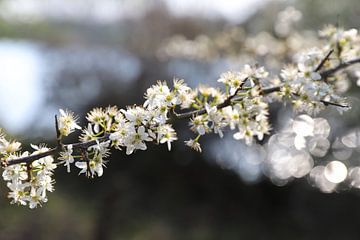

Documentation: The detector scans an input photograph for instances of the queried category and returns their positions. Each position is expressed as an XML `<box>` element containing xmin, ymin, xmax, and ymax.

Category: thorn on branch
<box><xmin>55</xmin><ymin>115</ymin><xmax>63</xmax><ymax>149</ymax></box>
<box><xmin>321</xmin><ymin>100</ymin><xmax>350</xmax><ymax>108</ymax></box>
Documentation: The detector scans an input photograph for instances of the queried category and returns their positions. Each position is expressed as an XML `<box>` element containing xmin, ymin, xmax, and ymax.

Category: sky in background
<box><xmin>0</xmin><ymin>41</ymin><xmax>44</xmax><ymax>133</ymax></box>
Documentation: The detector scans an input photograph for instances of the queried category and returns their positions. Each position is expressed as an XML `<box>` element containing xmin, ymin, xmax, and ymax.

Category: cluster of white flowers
<box><xmin>185</xmin><ymin>65</ymin><xmax>270</xmax><ymax>150</ymax></box>
<box><xmin>108</xmin><ymin>80</ymin><xmax>185</xmax><ymax>154</ymax></box>
<box><xmin>2</xmin><ymin>142</ymin><xmax>56</xmax><ymax>208</ymax></box>
<box><xmin>0</xmin><ymin>131</ymin><xmax>21</xmax><ymax>155</ymax></box>
<box><xmin>75</xmin><ymin>140</ymin><xmax>111</xmax><ymax>178</ymax></box>
<box><xmin>320</xmin><ymin>25</ymin><xmax>360</xmax><ymax>61</ymax></box>
<box><xmin>218</xmin><ymin>64</ymin><xmax>268</xmax><ymax>94</ymax></box>
<box><xmin>275</xmin><ymin>46</ymin><xmax>349</xmax><ymax>115</ymax></box>
<box><xmin>0</xmin><ymin>109</ymin><xmax>80</xmax><ymax>208</ymax></box>
<box><xmin>59</xmin><ymin>83</ymin><xmax>185</xmax><ymax>176</ymax></box>
<box><xmin>158</xmin><ymin>8</ymin><xmax>360</xmax><ymax>112</ymax></box>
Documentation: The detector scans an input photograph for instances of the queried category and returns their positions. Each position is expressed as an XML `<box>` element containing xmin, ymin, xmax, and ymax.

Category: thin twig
<box><xmin>292</xmin><ymin>92</ymin><xmax>349</xmax><ymax>109</ymax></box>
<box><xmin>173</xmin><ymin>84</ymin><xmax>280</xmax><ymax>119</ymax></box>
<box><xmin>262</xmin><ymin>85</ymin><xmax>282</xmax><ymax>94</ymax></box>
<box><xmin>320</xmin><ymin>57</ymin><xmax>360</xmax><ymax>78</ymax></box>
<box><xmin>320</xmin><ymin>100</ymin><xmax>349</xmax><ymax>108</ymax></box>
<box><xmin>5</xmin><ymin>135</ymin><xmax>110</xmax><ymax>167</ymax></box>
<box><xmin>5</xmin><ymin>148</ymin><xmax>59</xmax><ymax>166</ymax></box>
<box><xmin>315</xmin><ymin>49</ymin><xmax>334</xmax><ymax>72</ymax></box>
<box><xmin>55</xmin><ymin>115</ymin><xmax>63</xmax><ymax>148</ymax></box>
<box><xmin>173</xmin><ymin>78</ymin><xmax>248</xmax><ymax>119</ymax></box>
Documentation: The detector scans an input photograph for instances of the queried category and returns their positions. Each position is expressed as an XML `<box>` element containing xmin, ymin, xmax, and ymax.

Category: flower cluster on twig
<box><xmin>1</xmin><ymin>25</ymin><xmax>360</xmax><ymax>208</ymax></box>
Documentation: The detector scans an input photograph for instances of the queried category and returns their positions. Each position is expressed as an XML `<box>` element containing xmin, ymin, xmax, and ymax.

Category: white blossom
<box><xmin>124</xmin><ymin>126</ymin><xmax>152</xmax><ymax>155</ymax></box>
<box><xmin>156</xmin><ymin>124</ymin><xmax>177</xmax><ymax>151</ymax></box>
<box><xmin>58</xmin><ymin>145</ymin><xmax>74</xmax><ymax>173</ymax></box>
<box><xmin>58</xmin><ymin>109</ymin><xmax>81</xmax><ymax>137</ymax></box>
<box><xmin>185</xmin><ymin>139</ymin><xmax>202</xmax><ymax>152</ymax></box>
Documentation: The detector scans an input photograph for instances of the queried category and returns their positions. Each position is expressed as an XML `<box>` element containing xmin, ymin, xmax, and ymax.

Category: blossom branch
<box><xmin>4</xmin><ymin>135</ymin><xmax>110</xmax><ymax>167</ymax></box>
<box><xmin>4</xmin><ymin>147</ymin><xmax>59</xmax><ymax>167</ymax></box>
<box><xmin>321</xmin><ymin>57</ymin><xmax>360</xmax><ymax>78</ymax></box>
<box><xmin>173</xmin><ymin>78</ymin><xmax>247</xmax><ymax>119</ymax></box>
<box><xmin>2</xmin><ymin>56</ymin><xmax>359</xmax><ymax>167</ymax></box>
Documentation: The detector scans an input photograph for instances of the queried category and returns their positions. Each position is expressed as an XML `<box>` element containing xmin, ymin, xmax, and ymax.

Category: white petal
<box><xmin>94</xmin><ymin>124</ymin><xmax>100</xmax><ymax>133</ymax></box>
<box><xmin>197</xmin><ymin>126</ymin><xmax>206</xmax><ymax>135</ymax></box>
<box><xmin>138</xmin><ymin>126</ymin><xmax>145</xmax><ymax>135</ymax></box>
<box><xmin>138</xmin><ymin>143</ymin><xmax>147</xmax><ymax>151</ymax></box>
<box><xmin>59</xmin><ymin>109</ymin><xmax>66</xmax><ymax>116</ymax></box>
<box><xmin>233</xmin><ymin>132</ymin><xmax>243</xmax><ymax>140</ymax></box>
<box><xmin>126</xmin><ymin>146</ymin><xmax>134</xmax><ymax>155</ymax></box>
<box><xmin>30</xmin><ymin>144</ymin><xmax>39</xmax><ymax>150</ymax></box>
<box><xmin>96</xmin><ymin>166</ymin><xmax>103</xmax><ymax>177</ymax></box>
<box><xmin>75</xmin><ymin>161</ymin><xmax>87</xmax><ymax>169</ymax></box>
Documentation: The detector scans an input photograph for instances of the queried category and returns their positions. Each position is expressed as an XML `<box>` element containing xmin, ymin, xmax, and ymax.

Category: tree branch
<box><xmin>3</xmin><ymin>135</ymin><xmax>110</xmax><ymax>167</ymax></box>
<box><xmin>2</xmin><ymin>56</ymin><xmax>360</xmax><ymax>167</ymax></box>
<box><xmin>320</xmin><ymin>57</ymin><xmax>360</xmax><ymax>78</ymax></box>
<box><xmin>173</xmin><ymin>78</ymin><xmax>249</xmax><ymax>119</ymax></box>
<box><xmin>320</xmin><ymin>100</ymin><xmax>349</xmax><ymax>108</ymax></box>
<box><xmin>4</xmin><ymin>147</ymin><xmax>59</xmax><ymax>167</ymax></box>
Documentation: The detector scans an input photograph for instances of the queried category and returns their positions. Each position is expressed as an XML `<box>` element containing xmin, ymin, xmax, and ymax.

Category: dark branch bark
<box><xmin>173</xmin><ymin>79</ymin><xmax>248</xmax><ymax>119</ymax></box>
<box><xmin>320</xmin><ymin>100</ymin><xmax>349</xmax><ymax>108</ymax></box>
<box><xmin>5</xmin><ymin>148</ymin><xmax>59</xmax><ymax>166</ymax></box>
<box><xmin>320</xmin><ymin>57</ymin><xmax>360</xmax><ymax>78</ymax></box>
<box><xmin>3</xmin><ymin>135</ymin><xmax>110</xmax><ymax>167</ymax></box>
<box><xmin>315</xmin><ymin>49</ymin><xmax>334</xmax><ymax>72</ymax></box>
<box><xmin>173</xmin><ymin>84</ymin><xmax>280</xmax><ymax>119</ymax></box>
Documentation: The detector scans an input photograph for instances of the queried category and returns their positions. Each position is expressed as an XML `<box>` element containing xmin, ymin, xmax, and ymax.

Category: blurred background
<box><xmin>1</xmin><ymin>0</ymin><xmax>360</xmax><ymax>239</ymax></box>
